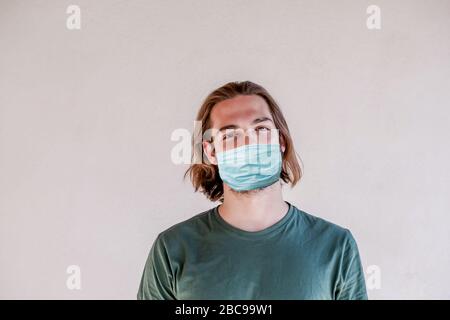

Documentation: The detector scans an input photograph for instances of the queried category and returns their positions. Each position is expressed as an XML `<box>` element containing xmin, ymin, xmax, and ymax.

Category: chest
<box><xmin>173</xmin><ymin>239</ymin><xmax>340</xmax><ymax>299</ymax></box>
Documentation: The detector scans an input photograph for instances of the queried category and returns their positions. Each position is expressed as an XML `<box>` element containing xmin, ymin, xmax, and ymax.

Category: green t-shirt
<box><xmin>137</xmin><ymin>201</ymin><xmax>368</xmax><ymax>300</ymax></box>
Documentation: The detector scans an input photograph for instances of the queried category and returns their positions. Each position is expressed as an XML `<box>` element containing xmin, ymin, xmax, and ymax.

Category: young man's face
<box><xmin>202</xmin><ymin>94</ymin><xmax>285</xmax><ymax>166</ymax></box>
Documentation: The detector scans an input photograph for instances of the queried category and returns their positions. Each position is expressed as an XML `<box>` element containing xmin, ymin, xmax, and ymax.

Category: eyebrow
<box><xmin>218</xmin><ymin>117</ymin><xmax>273</xmax><ymax>132</ymax></box>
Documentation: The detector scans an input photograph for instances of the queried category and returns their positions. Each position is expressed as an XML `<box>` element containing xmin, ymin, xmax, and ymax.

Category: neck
<box><xmin>218</xmin><ymin>181</ymin><xmax>289</xmax><ymax>232</ymax></box>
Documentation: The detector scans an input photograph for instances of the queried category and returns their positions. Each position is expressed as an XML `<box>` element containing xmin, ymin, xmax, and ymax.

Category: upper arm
<box><xmin>137</xmin><ymin>234</ymin><xmax>176</xmax><ymax>300</ymax></box>
<box><xmin>335</xmin><ymin>229</ymin><xmax>368</xmax><ymax>300</ymax></box>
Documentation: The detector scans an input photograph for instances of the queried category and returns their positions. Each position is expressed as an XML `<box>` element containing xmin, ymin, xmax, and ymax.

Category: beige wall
<box><xmin>1</xmin><ymin>0</ymin><xmax>449</xmax><ymax>299</ymax></box>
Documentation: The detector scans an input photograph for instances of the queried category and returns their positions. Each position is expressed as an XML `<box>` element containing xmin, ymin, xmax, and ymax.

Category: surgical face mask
<box><xmin>216</xmin><ymin>143</ymin><xmax>282</xmax><ymax>191</ymax></box>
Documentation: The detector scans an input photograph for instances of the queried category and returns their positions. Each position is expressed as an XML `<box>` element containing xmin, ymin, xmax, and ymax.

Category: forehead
<box><xmin>210</xmin><ymin>95</ymin><xmax>272</xmax><ymax>128</ymax></box>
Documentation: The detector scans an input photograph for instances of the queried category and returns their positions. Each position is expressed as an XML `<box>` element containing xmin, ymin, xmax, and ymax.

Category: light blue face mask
<box><xmin>216</xmin><ymin>143</ymin><xmax>282</xmax><ymax>191</ymax></box>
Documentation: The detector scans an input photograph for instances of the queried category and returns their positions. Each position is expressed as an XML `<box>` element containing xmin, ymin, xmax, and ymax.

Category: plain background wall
<box><xmin>1</xmin><ymin>0</ymin><xmax>449</xmax><ymax>299</ymax></box>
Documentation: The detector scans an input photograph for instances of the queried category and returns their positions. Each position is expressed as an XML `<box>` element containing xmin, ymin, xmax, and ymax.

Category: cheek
<box><xmin>211</xmin><ymin>141</ymin><xmax>223</xmax><ymax>154</ymax></box>
<box><xmin>214</xmin><ymin>140</ymin><xmax>236</xmax><ymax>153</ymax></box>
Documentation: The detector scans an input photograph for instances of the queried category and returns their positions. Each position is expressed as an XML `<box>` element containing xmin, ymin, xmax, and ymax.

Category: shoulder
<box><xmin>294</xmin><ymin>206</ymin><xmax>356</xmax><ymax>245</ymax></box>
<box><xmin>155</xmin><ymin>206</ymin><xmax>215</xmax><ymax>245</ymax></box>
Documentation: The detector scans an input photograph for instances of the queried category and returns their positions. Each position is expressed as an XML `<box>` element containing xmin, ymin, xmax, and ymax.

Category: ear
<box><xmin>202</xmin><ymin>140</ymin><xmax>218</xmax><ymax>165</ymax></box>
<box><xmin>280</xmin><ymin>135</ymin><xmax>286</xmax><ymax>153</ymax></box>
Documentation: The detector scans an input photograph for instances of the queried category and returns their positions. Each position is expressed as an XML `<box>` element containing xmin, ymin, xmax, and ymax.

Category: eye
<box><xmin>222</xmin><ymin>131</ymin><xmax>235</xmax><ymax>141</ymax></box>
<box><xmin>256</xmin><ymin>126</ymin><xmax>270</xmax><ymax>132</ymax></box>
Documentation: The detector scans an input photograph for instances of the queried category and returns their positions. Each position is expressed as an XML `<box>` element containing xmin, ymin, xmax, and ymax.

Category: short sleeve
<box><xmin>137</xmin><ymin>234</ymin><xmax>176</xmax><ymax>300</ymax></box>
<box><xmin>335</xmin><ymin>230</ymin><xmax>368</xmax><ymax>300</ymax></box>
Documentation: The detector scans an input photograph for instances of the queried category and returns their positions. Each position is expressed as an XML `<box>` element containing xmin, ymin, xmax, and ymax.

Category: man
<box><xmin>137</xmin><ymin>81</ymin><xmax>368</xmax><ymax>300</ymax></box>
